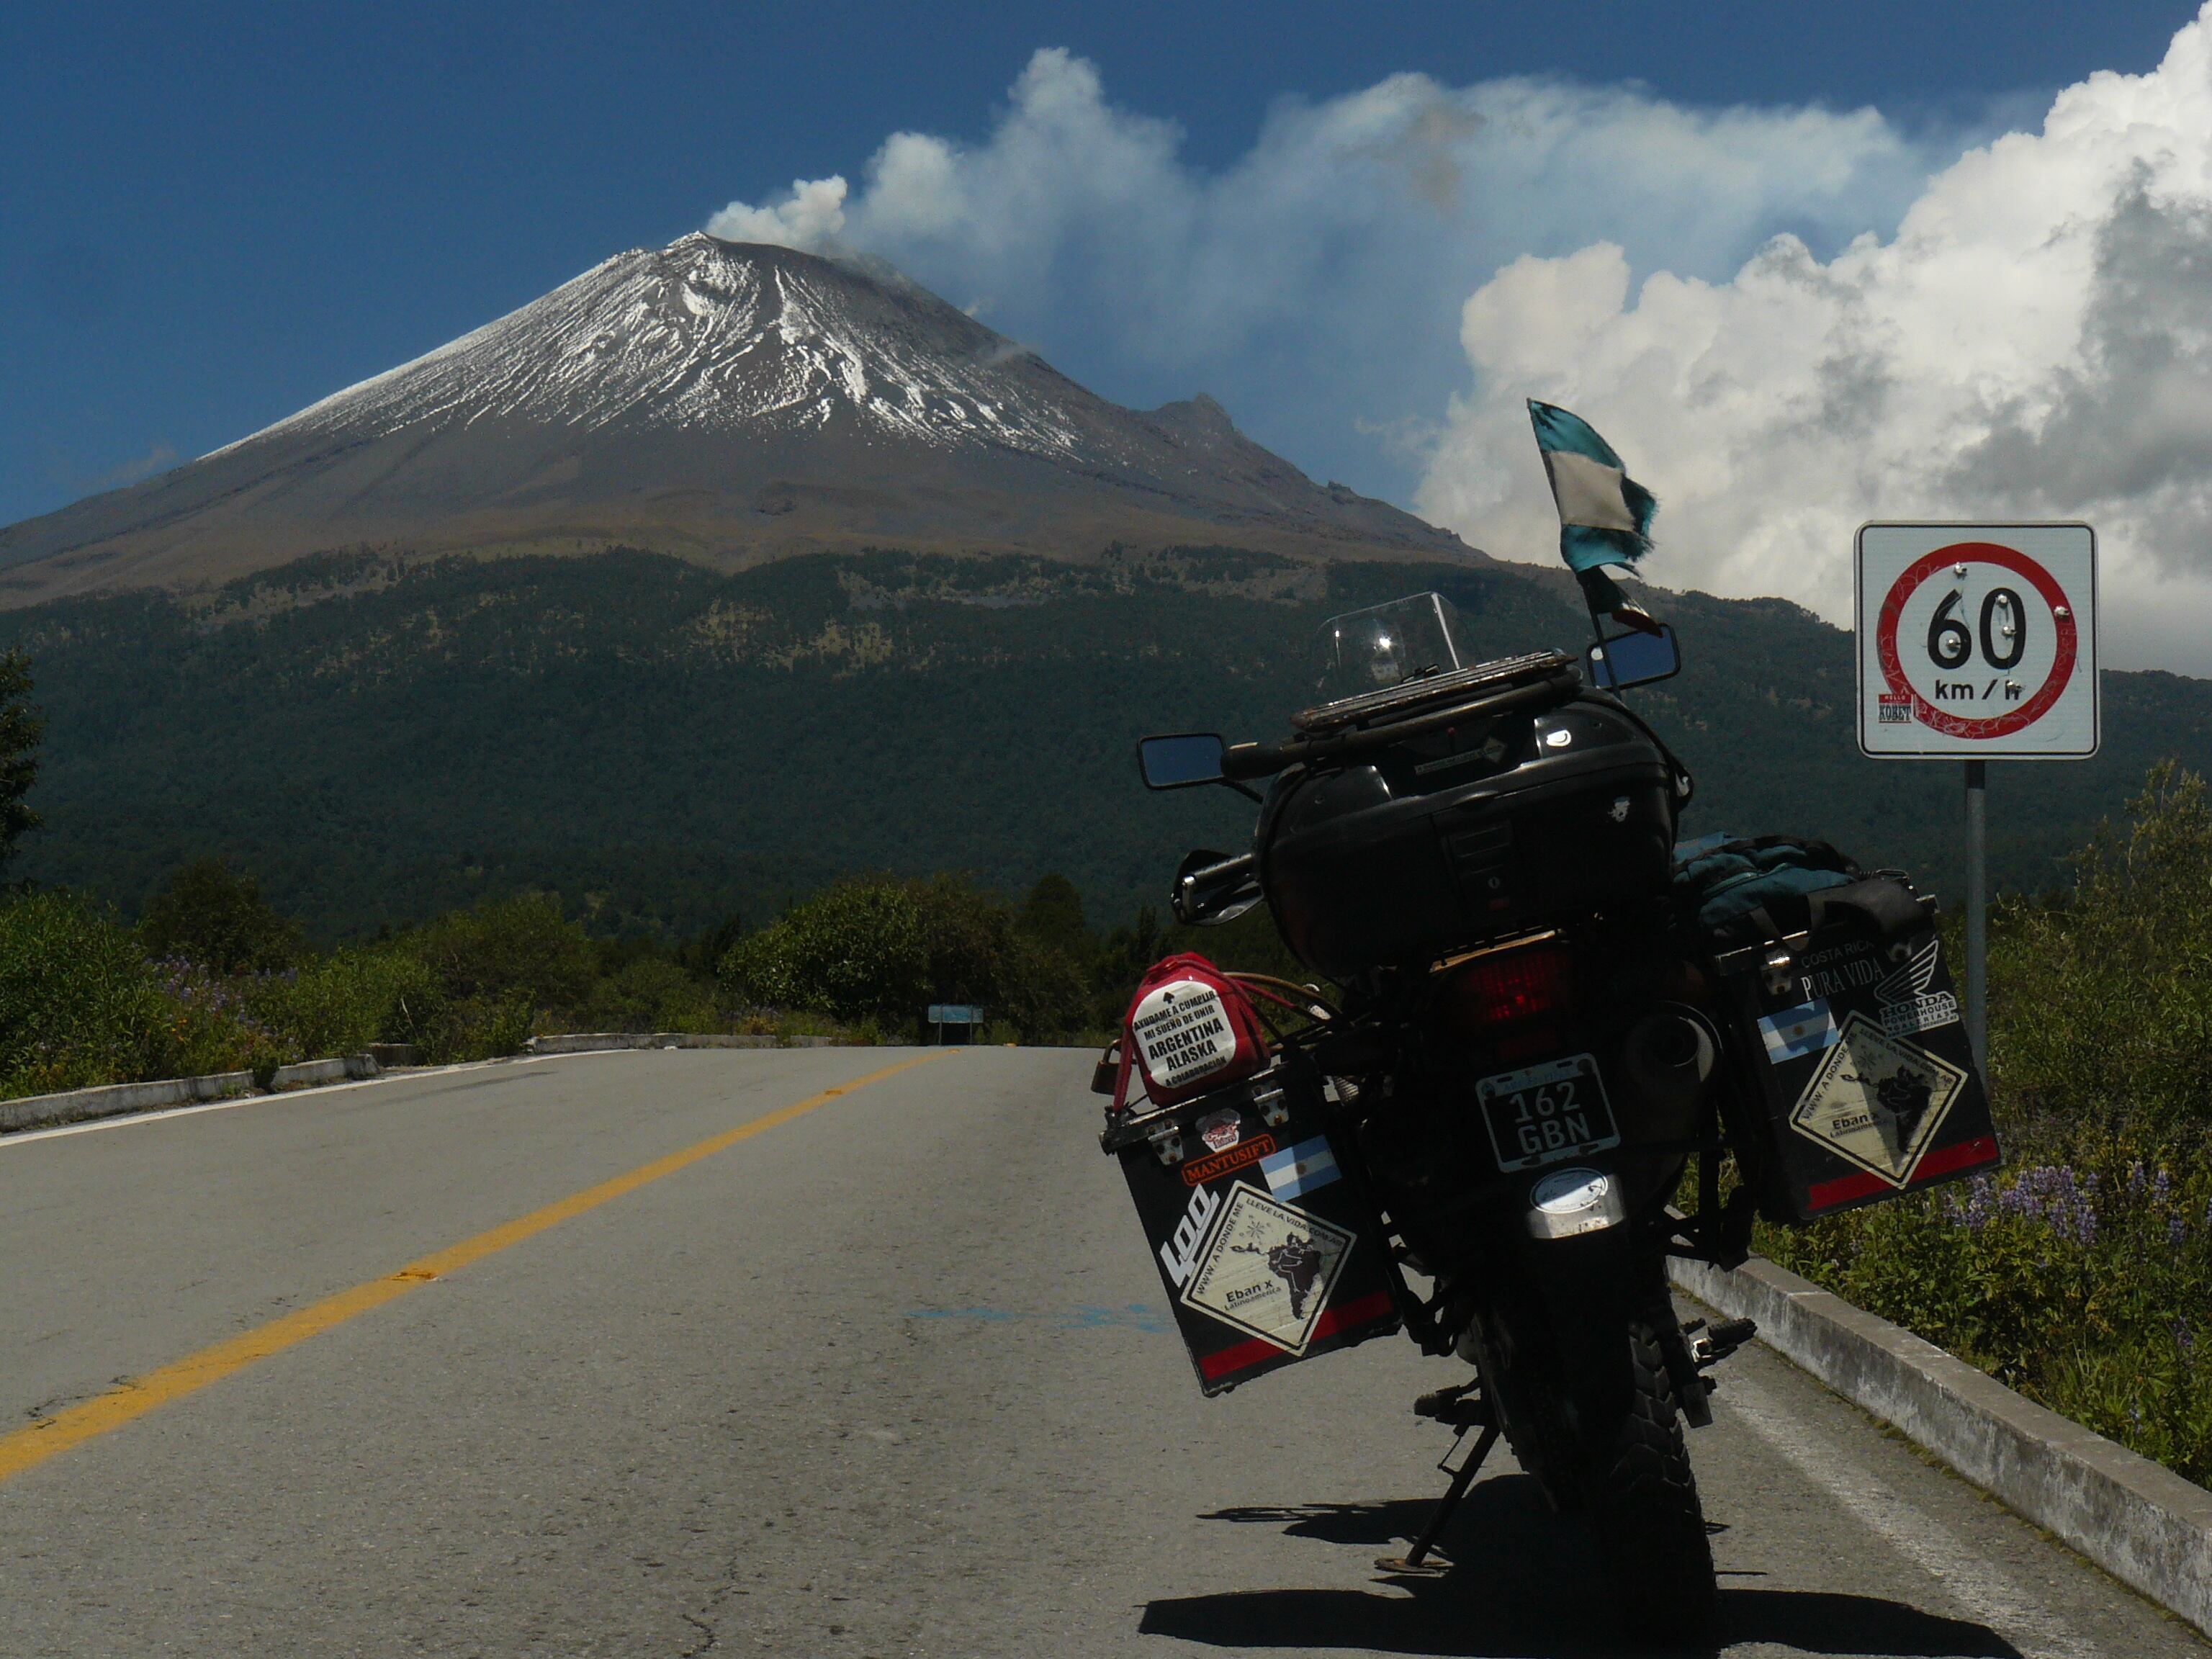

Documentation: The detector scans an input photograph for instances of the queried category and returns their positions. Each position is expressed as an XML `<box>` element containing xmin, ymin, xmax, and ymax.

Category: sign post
<box><xmin>1856</xmin><ymin>523</ymin><xmax>2099</xmax><ymax>1069</ymax></box>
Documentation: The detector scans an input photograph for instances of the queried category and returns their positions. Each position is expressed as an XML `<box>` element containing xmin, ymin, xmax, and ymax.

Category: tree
<box><xmin>0</xmin><ymin>650</ymin><xmax>41</xmax><ymax>873</ymax></box>
<box><xmin>720</xmin><ymin>880</ymin><xmax>927</xmax><ymax>1022</ymax></box>
<box><xmin>1017</xmin><ymin>873</ymin><xmax>1090</xmax><ymax>958</ymax></box>
<box><xmin>139</xmin><ymin>858</ymin><xmax>305</xmax><ymax>974</ymax></box>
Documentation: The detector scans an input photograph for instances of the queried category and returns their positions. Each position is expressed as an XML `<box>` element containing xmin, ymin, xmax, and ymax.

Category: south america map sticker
<box><xmin>1856</xmin><ymin>523</ymin><xmax>2098</xmax><ymax>759</ymax></box>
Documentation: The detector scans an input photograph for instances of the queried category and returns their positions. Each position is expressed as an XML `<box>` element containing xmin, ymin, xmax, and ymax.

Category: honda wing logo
<box><xmin>1872</xmin><ymin>938</ymin><xmax>1959</xmax><ymax>1038</ymax></box>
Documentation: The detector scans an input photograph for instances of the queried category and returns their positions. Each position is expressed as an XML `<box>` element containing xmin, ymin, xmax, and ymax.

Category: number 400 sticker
<box><xmin>1856</xmin><ymin>523</ymin><xmax>2098</xmax><ymax>760</ymax></box>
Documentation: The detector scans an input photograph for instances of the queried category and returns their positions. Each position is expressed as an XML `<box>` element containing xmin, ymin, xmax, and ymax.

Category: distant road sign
<box><xmin>1856</xmin><ymin>523</ymin><xmax>2098</xmax><ymax>759</ymax></box>
<box><xmin>927</xmin><ymin>1005</ymin><xmax>984</xmax><ymax>1025</ymax></box>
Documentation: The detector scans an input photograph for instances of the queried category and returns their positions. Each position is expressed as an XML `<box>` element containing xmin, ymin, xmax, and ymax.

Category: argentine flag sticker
<box><xmin>1261</xmin><ymin>1136</ymin><xmax>1341</xmax><ymax>1202</ymax></box>
<box><xmin>1758</xmin><ymin>999</ymin><xmax>1840</xmax><ymax>1064</ymax></box>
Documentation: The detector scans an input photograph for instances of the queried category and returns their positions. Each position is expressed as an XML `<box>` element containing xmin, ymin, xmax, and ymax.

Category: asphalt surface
<box><xmin>0</xmin><ymin>1046</ymin><xmax>2200</xmax><ymax>1658</ymax></box>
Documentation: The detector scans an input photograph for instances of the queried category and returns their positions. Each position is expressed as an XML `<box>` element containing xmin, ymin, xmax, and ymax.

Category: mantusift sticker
<box><xmin>1179</xmin><ymin>1184</ymin><xmax>1354</xmax><ymax>1355</ymax></box>
<box><xmin>1758</xmin><ymin>998</ymin><xmax>1840</xmax><ymax>1064</ymax></box>
<box><xmin>1131</xmin><ymin>979</ymin><xmax>1238</xmax><ymax>1089</ymax></box>
<box><xmin>1789</xmin><ymin>1012</ymin><xmax>1969</xmax><ymax>1187</ymax></box>
<box><xmin>1260</xmin><ymin>1136</ymin><xmax>1340</xmax><ymax>1202</ymax></box>
<box><xmin>1873</xmin><ymin>938</ymin><xmax>1961</xmax><ymax>1037</ymax></box>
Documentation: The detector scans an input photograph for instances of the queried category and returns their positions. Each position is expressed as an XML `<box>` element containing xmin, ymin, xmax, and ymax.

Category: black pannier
<box><xmin>1678</xmin><ymin>837</ymin><xmax>2002</xmax><ymax>1224</ymax></box>
<box><xmin>1099</xmin><ymin>1056</ymin><xmax>1401</xmax><ymax>1395</ymax></box>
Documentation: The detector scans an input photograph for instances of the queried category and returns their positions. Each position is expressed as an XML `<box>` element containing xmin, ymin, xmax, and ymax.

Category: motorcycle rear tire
<box><xmin>1590</xmin><ymin>1317</ymin><xmax>1717</xmax><ymax>1640</ymax></box>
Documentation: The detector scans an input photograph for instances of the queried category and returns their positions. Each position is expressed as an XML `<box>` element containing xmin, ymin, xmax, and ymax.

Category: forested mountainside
<box><xmin>6</xmin><ymin>545</ymin><xmax>2207</xmax><ymax>940</ymax></box>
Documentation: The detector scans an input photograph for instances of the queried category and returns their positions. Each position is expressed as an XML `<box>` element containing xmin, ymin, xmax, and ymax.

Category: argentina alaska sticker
<box><xmin>1789</xmin><ymin>1012</ymin><xmax>1968</xmax><ymax>1186</ymax></box>
<box><xmin>1130</xmin><ymin>978</ymin><xmax>1238</xmax><ymax>1089</ymax></box>
<box><xmin>1179</xmin><ymin>1184</ymin><xmax>1354</xmax><ymax>1355</ymax></box>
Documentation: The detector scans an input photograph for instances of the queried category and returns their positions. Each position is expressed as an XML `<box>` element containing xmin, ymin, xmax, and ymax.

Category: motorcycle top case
<box><xmin>1699</xmin><ymin>863</ymin><xmax>2001</xmax><ymax>1223</ymax></box>
<box><xmin>1259</xmin><ymin>693</ymin><xmax>1679</xmax><ymax>980</ymax></box>
<box><xmin>1100</xmin><ymin>1058</ymin><xmax>1400</xmax><ymax>1395</ymax></box>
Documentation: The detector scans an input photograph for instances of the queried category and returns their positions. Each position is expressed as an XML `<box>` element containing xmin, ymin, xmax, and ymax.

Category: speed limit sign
<box><xmin>1856</xmin><ymin>523</ymin><xmax>2098</xmax><ymax>758</ymax></box>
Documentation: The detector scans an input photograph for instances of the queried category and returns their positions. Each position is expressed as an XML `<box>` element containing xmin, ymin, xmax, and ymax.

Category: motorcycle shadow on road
<box><xmin>1138</xmin><ymin>1473</ymin><xmax>2022</xmax><ymax>1658</ymax></box>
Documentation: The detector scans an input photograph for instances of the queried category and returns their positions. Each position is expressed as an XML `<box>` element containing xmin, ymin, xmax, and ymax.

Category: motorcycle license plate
<box><xmin>1475</xmin><ymin>1054</ymin><xmax>1622</xmax><ymax>1172</ymax></box>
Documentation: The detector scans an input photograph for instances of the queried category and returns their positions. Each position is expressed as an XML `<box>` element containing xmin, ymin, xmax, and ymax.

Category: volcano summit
<box><xmin>0</xmin><ymin>233</ymin><xmax>1475</xmax><ymax>604</ymax></box>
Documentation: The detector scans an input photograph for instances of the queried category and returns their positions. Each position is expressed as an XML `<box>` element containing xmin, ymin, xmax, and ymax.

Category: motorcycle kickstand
<box><xmin>1375</xmin><ymin>1423</ymin><xmax>1501</xmax><ymax>1576</ymax></box>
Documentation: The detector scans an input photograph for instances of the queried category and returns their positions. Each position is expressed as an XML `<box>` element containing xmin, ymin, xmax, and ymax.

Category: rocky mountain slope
<box><xmin>0</xmin><ymin>235</ymin><xmax>1471</xmax><ymax>606</ymax></box>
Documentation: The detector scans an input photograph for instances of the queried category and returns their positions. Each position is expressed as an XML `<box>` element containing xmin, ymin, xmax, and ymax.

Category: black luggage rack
<box><xmin>1292</xmin><ymin>649</ymin><xmax>1575</xmax><ymax>734</ymax></box>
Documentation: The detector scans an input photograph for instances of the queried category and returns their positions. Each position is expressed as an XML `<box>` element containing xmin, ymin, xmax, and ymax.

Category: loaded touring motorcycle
<box><xmin>1099</xmin><ymin>591</ymin><xmax>1999</xmax><ymax>1640</ymax></box>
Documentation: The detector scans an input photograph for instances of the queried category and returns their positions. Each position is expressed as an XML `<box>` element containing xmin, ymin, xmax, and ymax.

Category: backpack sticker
<box><xmin>1132</xmin><ymin>979</ymin><xmax>1239</xmax><ymax>1089</ymax></box>
<box><xmin>1788</xmin><ymin>1012</ymin><xmax>1968</xmax><ymax>1187</ymax></box>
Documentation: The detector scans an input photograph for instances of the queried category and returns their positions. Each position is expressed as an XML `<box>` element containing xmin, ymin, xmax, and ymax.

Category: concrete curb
<box><xmin>0</xmin><ymin>1054</ymin><xmax>382</xmax><ymax>1136</ymax></box>
<box><xmin>525</xmin><ymin>1033</ymin><xmax>850</xmax><ymax>1054</ymax></box>
<box><xmin>1672</xmin><ymin>1254</ymin><xmax>2212</xmax><ymax>1638</ymax></box>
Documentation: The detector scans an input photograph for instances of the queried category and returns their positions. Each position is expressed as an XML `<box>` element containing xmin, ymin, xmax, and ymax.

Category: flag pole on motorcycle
<box><xmin>1527</xmin><ymin>399</ymin><xmax>1665</xmax><ymax>654</ymax></box>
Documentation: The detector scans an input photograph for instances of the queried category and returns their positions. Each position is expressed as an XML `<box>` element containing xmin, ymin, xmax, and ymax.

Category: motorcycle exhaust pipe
<box><xmin>1619</xmin><ymin>1006</ymin><xmax>1717</xmax><ymax>1141</ymax></box>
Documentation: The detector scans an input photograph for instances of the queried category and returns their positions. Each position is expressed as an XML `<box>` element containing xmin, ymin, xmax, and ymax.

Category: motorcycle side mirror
<box><xmin>1138</xmin><ymin>732</ymin><xmax>1228</xmax><ymax>790</ymax></box>
<box><xmin>1586</xmin><ymin>624</ymin><xmax>1681</xmax><ymax>691</ymax></box>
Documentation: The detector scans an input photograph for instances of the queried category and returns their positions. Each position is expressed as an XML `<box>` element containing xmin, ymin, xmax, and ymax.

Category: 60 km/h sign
<box><xmin>1856</xmin><ymin>523</ymin><xmax>2098</xmax><ymax>758</ymax></box>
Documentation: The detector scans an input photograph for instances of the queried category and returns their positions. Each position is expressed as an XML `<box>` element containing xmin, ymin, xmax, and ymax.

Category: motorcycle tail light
<box><xmin>1450</xmin><ymin>943</ymin><xmax>1575</xmax><ymax>1030</ymax></box>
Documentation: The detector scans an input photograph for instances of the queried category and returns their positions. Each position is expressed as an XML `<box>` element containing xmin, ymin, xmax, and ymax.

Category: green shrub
<box><xmin>721</xmin><ymin>879</ymin><xmax>926</xmax><ymax>1022</ymax></box>
<box><xmin>250</xmin><ymin>947</ymin><xmax>444</xmax><ymax>1058</ymax></box>
<box><xmin>0</xmin><ymin>891</ymin><xmax>172</xmax><ymax>1094</ymax></box>
<box><xmin>400</xmin><ymin>892</ymin><xmax>595</xmax><ymax>1060</ymax></box>
<box><xmin>138</xmin><ymin>858</ymin><xmax>305</xmax><ymax>974</ymax></box>
<box><xmin>575</xmin><ymin>956</ymin><xmax>719</xmax><ymax>1033</ymax></box>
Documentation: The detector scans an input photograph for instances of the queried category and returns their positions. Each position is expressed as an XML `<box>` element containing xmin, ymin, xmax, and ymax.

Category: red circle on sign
<box><xmin>1874</xmin><ymin>542</ymin><xmax>2077</xmax><ymax>740</ymax></box>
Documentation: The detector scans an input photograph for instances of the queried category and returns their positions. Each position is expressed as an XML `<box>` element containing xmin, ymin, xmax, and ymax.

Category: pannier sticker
<box><xmin>1874</xmin><ymin>937</ymin><xmax>1961</xmax><ymax>1037</ymax></box>
<box><xmin>1156</xmin><ymin>1181</ymin><xmax>1223</xmax><ymax>1289</ymax></box>
<box><xmin>1195</xmin><ymin>1108</ymin><xmax>1243</xmax><ymax>1153</ymax></box>
<box><xmin>1132</xmin><ymin>979</ymin><xmax>1240</xmax><ymax>1089</ymax></box>
<box><xmin>1179</xmin><ymin>1184</ymin><xmax>1354</xmax><ymax>1356</ymax></box>
<box><xmin>1789</xmin><ymin>1012</ymin><xmax>1968</xmax><ymax>1187</ymax></box>
<box><xmin>1180</xmin><ymin>1134</ymin><xmax>1276</xmax><ymax>1188</ymax></box>
<box><xmin>1758</xmin><ymin>998</ymin><xmax>1840</xmax><ymax>1064</ymax></box>
<box><xmin>1794</xmin><ymin>938</ymin><xmax>1885</xmax><ymax>1002</ymax></box>
<box><xmin>1260</xmin><ymin>1136</ymin><xmax>1341</xmax><ymax>1201</ymax></box>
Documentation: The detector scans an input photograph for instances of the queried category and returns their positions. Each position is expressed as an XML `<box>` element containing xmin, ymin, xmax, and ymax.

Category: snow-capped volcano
<box><xmin>232</xmin><ymin>235</ymin><xmax>1097</xmax><ymax>459</ymax></box>
<box><xmin>0</xmin><ymin>234</ymin><xmax>1475</xmax><ymax>603</ymax></box>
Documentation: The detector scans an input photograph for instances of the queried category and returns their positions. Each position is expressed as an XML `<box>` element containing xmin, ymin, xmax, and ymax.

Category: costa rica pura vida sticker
<box><xmin>1856</xmin><ymin>523</ymin><xmax>2098</xmax><ymax>758</ymax></box>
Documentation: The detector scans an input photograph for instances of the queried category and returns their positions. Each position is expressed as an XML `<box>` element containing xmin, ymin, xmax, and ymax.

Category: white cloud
<box><xmin>1419</xmin><ymin>6</ymin><xmax>2212</xmax><ymax>669</ymax></box>
<box><xmin>702</xmin><ymin>48</ymin><xmax>1949</xmax><ymax>518</ymax></box>
<box><xmin>702</xmin><ymin>28</ymin><xmax>2212</xmax><ymax>667</ymax></box>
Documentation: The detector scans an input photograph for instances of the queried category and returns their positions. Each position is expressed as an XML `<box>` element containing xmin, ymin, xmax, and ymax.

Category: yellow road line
<box><xmin>0</xmin><ymin>1049</ymin><xmax>948</xmax><ymax>1487</ymax></box>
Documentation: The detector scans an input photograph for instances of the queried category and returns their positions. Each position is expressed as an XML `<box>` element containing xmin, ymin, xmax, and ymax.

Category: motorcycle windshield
<box><xmin>1313</xmin><ymin>593</ymin><xmax>1464</xmax><ymax>704</ymax></box>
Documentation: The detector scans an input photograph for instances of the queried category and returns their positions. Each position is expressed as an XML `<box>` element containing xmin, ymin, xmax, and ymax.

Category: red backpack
<box><xmin>1111</xmin><ymin>953</ymin><xmax>1272</xmax><ymax>1111</ymax></box>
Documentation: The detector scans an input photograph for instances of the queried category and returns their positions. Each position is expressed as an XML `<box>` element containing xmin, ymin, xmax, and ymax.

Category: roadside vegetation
<box><xmin>1750</xmin><ymin>763</ymin><xmax>2212</xmax><ymax>1485</ymax></box>
<box><xmin>0</xmin><ymin>850</ymin><xmax>1212</xmax><ymax>1101</ymax></box>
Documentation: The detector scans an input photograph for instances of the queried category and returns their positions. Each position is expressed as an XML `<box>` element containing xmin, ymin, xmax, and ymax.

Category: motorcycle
<box><xmin>1122</xmin><ymin>590</ymin><xmax>1756</xmax><ymax>1639</ymax></box>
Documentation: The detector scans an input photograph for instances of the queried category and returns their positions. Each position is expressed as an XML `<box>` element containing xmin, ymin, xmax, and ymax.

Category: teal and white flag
<box><xmin>1527</xmin><ymin>398</ymin><xmax>1659</xmax><ymax>629</ymax></box>
<box><xmin>1527</xmin><ymin>399</ymin><xmax>1656</xmax><ymax>572</ymax></box>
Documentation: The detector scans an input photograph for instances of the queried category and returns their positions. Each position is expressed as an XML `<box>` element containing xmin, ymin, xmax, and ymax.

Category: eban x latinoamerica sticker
<box><xmin>1179</xmin><ymin>1184</ymin><xmax>1354</xmax><ymax>1356</ymax></box>
<box><xmin>1789</xmin><ymin>1012</ymin><xmax>1968</xmax><ymax>1187</ymax></box>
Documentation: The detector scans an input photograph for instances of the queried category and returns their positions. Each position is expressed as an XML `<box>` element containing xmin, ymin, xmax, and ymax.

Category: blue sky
<box><xmin>6</xmin><ymin>2</ymin><xmax>2211</xmax><ymax>662</ymax></box>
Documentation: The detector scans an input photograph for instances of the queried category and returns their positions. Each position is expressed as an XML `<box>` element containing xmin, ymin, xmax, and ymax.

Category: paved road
<box><xmin>0</xmin><ymin>1047</ymin><xmax>2200</xmax><ymax>1658</ymax></box>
